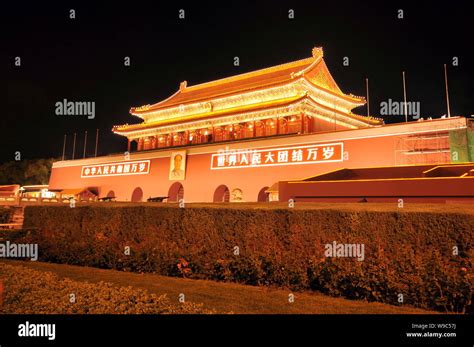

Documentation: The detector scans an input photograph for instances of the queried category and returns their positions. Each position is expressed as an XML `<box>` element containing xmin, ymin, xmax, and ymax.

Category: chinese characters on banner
<box><xmin>211</xmin><ymin>143</ymin><xmax>343</xmax><ymax>169</ymax></box>
<box><xmin>81</xmin><ymin>160</ymin><xmax>150</xmax><ymax>178</ymax></box>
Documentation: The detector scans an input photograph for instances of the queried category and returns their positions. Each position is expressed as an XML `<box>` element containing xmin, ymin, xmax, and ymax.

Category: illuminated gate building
<box><xmin>49</xmin><ymin>47</ymin><xmax>474</xmax><ymax>202</ymax></box>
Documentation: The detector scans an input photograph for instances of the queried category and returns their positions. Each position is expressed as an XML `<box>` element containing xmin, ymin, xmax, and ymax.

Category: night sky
<box><xmin>2</xmin><ymin>1</ymin><xmax>473</xmax><ymax>163</ymax></box>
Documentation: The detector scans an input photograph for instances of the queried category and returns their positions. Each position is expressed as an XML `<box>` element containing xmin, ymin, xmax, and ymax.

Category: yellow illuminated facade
<box><xmin>113</xmin><ymin>47</ymin><xmax>383</xmax><ymax>151</ymax></box>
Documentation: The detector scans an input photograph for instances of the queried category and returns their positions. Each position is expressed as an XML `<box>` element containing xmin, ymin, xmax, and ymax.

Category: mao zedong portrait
<box><xmin>170</xmin><ymin>153</ymin><xmax>185</xmax><ymax>180</ymax></box>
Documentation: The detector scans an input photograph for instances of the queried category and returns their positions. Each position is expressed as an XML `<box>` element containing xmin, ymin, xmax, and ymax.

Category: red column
<box><xmin>127</xmin><ymin>139</ymin><xmax>131</xmax><ymax>152</ymax></box>
<box><xmin>301</xmin><ymin>113</ymin><xmax>305</xmax><ymax>133</ymax></box>
<box><xmin>195</xmin><ymin>130</ymin><xmax>201</xmax><ymax>144</ymax></box>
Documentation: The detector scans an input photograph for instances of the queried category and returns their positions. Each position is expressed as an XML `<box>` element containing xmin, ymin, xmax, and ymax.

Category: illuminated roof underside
<box><xmin>113</xmin><ymin>47</ymin><xmax>383</xmax><ymax>139</ymax></box>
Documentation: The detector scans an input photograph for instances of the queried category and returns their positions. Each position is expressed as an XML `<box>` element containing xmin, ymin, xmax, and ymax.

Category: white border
<box><xmin>210</xmin><ymin>142</ymin><xmax>344</xmax><ymax>170</ymax></box>
<box><xmin>80</xmin><ymin>160</ymin><xmax>151</xmax><ymax>178</ymax></box>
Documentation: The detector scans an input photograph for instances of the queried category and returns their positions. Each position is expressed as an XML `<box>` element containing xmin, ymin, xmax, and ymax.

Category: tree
<box><xmin>0</xmin><ymin>158</ymin><xmax>56</xmax><ymax>185</ymax></box>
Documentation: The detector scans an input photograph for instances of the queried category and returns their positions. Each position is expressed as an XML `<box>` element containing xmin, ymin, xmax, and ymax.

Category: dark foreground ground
<box><xmin>0</xmin><ymin>260</ymin><xmax>437</xmax><ymax>314</ymax></box>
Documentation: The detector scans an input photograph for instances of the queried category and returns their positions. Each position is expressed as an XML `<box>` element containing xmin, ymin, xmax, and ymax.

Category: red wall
<box><xmin>278</xmin><ymin>177</ymin><xmax>474</xmax><ymax>203</ymax></box>
<box><xmin>48</xmin><ymin>118</ymin><xmax>465</xmax><ymax>202</ymax></box>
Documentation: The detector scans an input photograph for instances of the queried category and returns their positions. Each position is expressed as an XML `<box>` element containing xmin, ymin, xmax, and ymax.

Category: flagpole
<box><xmin>365</xmin><ymin>78</ymin><xmax>370</xmax><ymax>116</ymax></box>
<box><xmin>444</xmin><ymin>64</ymin><xmax>451</xmax><ymax>118</ymax></box>
<box><xmin>83</xmin><ymin>130</ymin><xmax>88</xmax><ymax>158</ymax></box>
<box><xmin>94</xmin><ymin>129</ymin><xmax>99</xmax><ymax>157</ymax></box>
<box><xmin>72</xmin><ymin>132</ymin><xmax>77</xmax><ymax>160</ymax></box>
<box><xmin>62</xmin><ymin>134</ymin><xmax>67</xmax><ymax>161</ymax></box>
<box><xmin>402</xmin><ymin>71</ymin><xmax>408</xmax><ymax>122</ymax></box>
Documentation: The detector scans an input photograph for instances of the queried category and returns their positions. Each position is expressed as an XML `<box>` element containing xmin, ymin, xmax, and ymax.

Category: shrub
<box><xmin>19</xmin><ymin>204</ymin><xmax>473</xmax><ymax>313</ymax></box>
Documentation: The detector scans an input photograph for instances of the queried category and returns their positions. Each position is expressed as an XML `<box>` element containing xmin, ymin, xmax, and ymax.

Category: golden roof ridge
<box><xmin>115</xmin><ymin>94</ymin><xmax>308</xmax><ymax>134</ymax></box>
<box><xmin>182</xmin><ymin>56</ymin><xmax>316</xmax><ymax>93</ymax></box>
<box><xmin>130</xmin><ymin>49</ymin><xmax>322</xmax><ymax>114</ymax></box>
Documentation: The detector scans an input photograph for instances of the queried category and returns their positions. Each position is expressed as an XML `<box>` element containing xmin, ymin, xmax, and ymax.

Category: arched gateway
<box><xmin>213</xmin><ymin>185</ymin><xmax>230</xmax><ymax>202</ymax></box>
<box><xmin>168</xmin><ymin>182</ymin><xmax>184</xmax><ymax>202</ymax></box>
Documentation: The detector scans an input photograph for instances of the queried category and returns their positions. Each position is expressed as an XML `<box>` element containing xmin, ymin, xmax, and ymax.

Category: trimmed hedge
<box><xmin>20</xmin><ymin>204</ymin><xmax>473</xmax><ymax>313</ymax></box>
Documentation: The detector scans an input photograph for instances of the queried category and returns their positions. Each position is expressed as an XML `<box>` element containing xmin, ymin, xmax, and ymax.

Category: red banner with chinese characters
<box><xmin>81</xmin><ymin>160</ymin><xmax>150</xmax><ymax>178</ymax></box>
<box><xmin>211</xmin><ymin>142</ymin><xmax>343</xmax><ymax>169</ymax></box>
